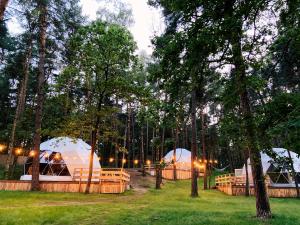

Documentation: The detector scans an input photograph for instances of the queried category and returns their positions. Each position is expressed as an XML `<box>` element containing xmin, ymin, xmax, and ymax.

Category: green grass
<box><xmin>0</xmin><ymin>180</ymin><xmax>299</xmax><ymax>225</ymax></box>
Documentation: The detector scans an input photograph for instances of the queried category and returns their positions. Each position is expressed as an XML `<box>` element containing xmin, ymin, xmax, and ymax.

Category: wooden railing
<box><xmin>73</xmin><ymin>168</ymin><xmax>130</xmax><ymax>183</ymax></box>
<box><xmin>215</xmin><ymin>173</ymin><xmax>247</xmax><ymax>186</ymax></box>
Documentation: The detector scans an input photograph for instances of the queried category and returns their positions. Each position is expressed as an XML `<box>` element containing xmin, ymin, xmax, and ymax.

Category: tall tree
<box><xmin>31</xmin><ymin>0</ymin><xmax>47</xmax><ymax>191</ymax></box>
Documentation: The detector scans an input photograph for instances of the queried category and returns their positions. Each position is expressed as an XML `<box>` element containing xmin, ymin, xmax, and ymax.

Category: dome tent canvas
<box><xmin>164</xmin><ymin>148</ymin><xmax>191</xmax><ymax>170</ymax></box>
<box><xmin>241</xmin><ymin>148</ymin><xmax>300</xmax><ymax>185</ymax></box>
<box><xmin>21</xmin><ymin>137</ymin><xmax>101</xmax><ymax>181</ymax></box>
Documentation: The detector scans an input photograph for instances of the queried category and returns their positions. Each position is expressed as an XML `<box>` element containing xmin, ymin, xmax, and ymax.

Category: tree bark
<box><xmin>31</xmin><ymin>1</ymin><xmax>47</xmax><ymax>191</ymax></box>
<box><xmin>191</xmin><ymin>89</ymin><xmax>198</xmax><ymax>197</ymax></box>
<box><xmin>244</xmin><ymin>148</ymin><xmax>250</xmax><ymax>197</ymax></box>
<box><xmin>141</xmin><ymin>125</ymin><xmax>145</xmax><ymax>176</ymax></box>
<box><xmin>201</xmin><ymin>110</ymin><xmax>208</xmax><ymax>190</ymax></box>
<box><xmin>85</xmin><ymin>129</ymin><xmax>97</xmax><ymax>194</ymax></box>
<box><xmin>231</xmin><ymin>19</ymin><xmax>271</xmax><ymax>218</ymax></box>
<box><xmin>126</xmin><ymin>104</ymin><xmax>131</xmax><ymax>168</ymax></box>
<box><xmin>173</xmin><ymin>127</ymin><xmax>178</xmax><ymax>180</ymax></box>
<box><xmin>5</xmin><ymin>27</ymin><xmax>33</xmax><ymax>179</ymax></box>
<box><xmin>0</xmin><ymin>0</ymin><xmax>9</xmax><ymax>21</ymax></box>
<box><xmin>287</xmin><ymin>149</ymin><xmax>299</xmax><ymax>198</ymax></box>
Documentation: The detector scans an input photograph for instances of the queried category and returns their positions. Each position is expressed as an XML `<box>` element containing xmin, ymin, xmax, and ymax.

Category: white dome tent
<box><xmin>21</xmin><ymin>137</ymin><xmax>101</xmax><ymax>181</ymax></box>
<box><xmin>240</xmin><ymin>148</ymin><xmax>300</xmax><ymax>186</ymax></box>
<box><xmin>164</xmin><ymin>148</ymin><xmax>191</xmax><ymax>170</ymax></box>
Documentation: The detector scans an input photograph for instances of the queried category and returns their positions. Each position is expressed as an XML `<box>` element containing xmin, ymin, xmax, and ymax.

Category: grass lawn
<box><xmin>0</xmin><ymin>179</ymin><xmax>299</xmax><ymax>225</ymax></box>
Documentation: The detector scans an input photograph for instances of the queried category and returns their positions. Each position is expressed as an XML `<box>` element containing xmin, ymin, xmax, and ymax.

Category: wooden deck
<box><xmin>215</xmin><ymin>173</ymin><xmax>299</xmax><ymax>198</ymax></box>
<box><xmin>0</xmin><ymin>168</ymin><xmax>130</xmax><ymax>194</ymax></box>
<box><xmin>145</xmin><ymin>165</ymin><xmax>192</xmax><ymax>180</ymax></box>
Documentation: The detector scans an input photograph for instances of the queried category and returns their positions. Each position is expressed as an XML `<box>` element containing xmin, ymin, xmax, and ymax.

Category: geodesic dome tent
<box><xmin>164</xmin><ymin>148</ymin><xmax>191</xmax><ymax>170</ymax></box>
<box><xmin>241</xmin><ymin>148</ymin><xmax>300</xmax><ymax>186</ymax></box>
<box><xmin>21</xmin><ymin>137</ymin><xmax>101</xmax><ymax>181</ymax></box>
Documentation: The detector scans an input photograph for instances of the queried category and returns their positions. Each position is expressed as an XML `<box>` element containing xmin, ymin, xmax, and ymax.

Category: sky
<box><xmin>7</xmin><ymin>0</ymin><xmax>164</xmax><ymax>55</ymax></box>
<box><xmin>80</xmin><ymin>0</ymin><xmax>164</xmax><ymax>54</ymax></box>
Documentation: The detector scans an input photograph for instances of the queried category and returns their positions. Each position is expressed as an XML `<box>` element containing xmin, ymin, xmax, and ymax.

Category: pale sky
<box><xmin>80</xmin><ymin>0</ymin><xmax>165</xmax><ymax>54</ymax></box>
<box><xmin>7</xmin><ymin>0</ymin><xmax>164</xmax><ymax>55</ymax></box>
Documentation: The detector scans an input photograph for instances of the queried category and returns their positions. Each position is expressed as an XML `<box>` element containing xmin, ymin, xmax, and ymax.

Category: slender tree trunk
<box><xmin>0</xmin><ymin>0</ymin><xmax>9</xmax><ymax>21</ymax></box>
<box><xmin>146</xmin><ymin>120</ymin><xmax>149</xmax><ymax>160</ymax></box>
<box><xmin>244</xmin><ymin>148</ymin><xmax>250</xmax><ymax>197</ymax></box>
<box><xmin>126</xmin><ymin>104</ymin><xmax>131</xmax><ymax>168</ymax></box>
<box><xmin>85</xmin><ymin>129</ymin><xmax>96</xmax><ymax>194</ymax></box>
<box><xmin>173</xmin><ymin>127</ymin><xmax>178</xmax><ymax>180</ymax></box>
<box><xmin>141</xmin><ymin>126</ymin><xmax>145</xmax><ymax>176</ymax></box>
<box><xmin>201</xmin><ymin>110</ymin><xmax>208</xmax><ymax>190</ymax></box>
<box><xmin>191</xmin><ymin>89</ymin><xmax>198</xmax><ymax>197</ymax></box>
<box><xmin>31</xmin><ymin>1</ymin><xmax>47</xmax><ymax>191</ymax></box>
<box><xmin>287</xmin><ymin>149</ymin><xmax>299</xmax><ymax>198</ymax></box>
<box><xmin>5</xmin><ymin>29</ymin><xmax>33</xmax><ymax>179</ymax></box>
<box><xmin>231</xmin><ymin>19</ymin><xmax>271</xmax><ymax>218</ymax></box>
<box><xmin>85</xmin><ymin>97</ymin><xmax>102</xmax><ymax>194</ymax></box>
<box><xmin>132</xmin><ymin>113</ymin><xmax>135</xmax><ymax>167</ymax></box>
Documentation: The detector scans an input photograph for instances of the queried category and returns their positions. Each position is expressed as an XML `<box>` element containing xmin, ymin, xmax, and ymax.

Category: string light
<box><xmin>122</xmin><ymin>159</ymin><xmax>127</xmax><ymax>164</ymax></box>
<box><xmin>146</xmin><ymin>160</ymin><xmax>151</xmax><ymax>165</ymax></box>
<box><xmin>109</xmin><ymin>157</ymin><xmax>114</xmax><ymax>163</ymax></box>
<box><xmin>214</xmin><ymin>160</ymin><xmax>218</xmax><ymax>164</ymax></box>
<box><xmin>209</xmin><ymin>160</ymin><xmax>213</xmax><ymax>164</ymax></box>
<box><xmin>15</xmin><ymin>148</ymin><xmax>22</xmax><ymax>155</ymax></box>
<box><xmin>29</xmin><ymin>151</ymin><xmax>35</xmax><ymax>157</ymax></box>
<box><xmin>54</xmin><ymin>153</ymin><xmax>61</xmax><ymax>160</ymax></box>
<box><xmin>199</xmin><ymin>159</ymin><xmax>202</xmax><ymax>163</ymax></box>
<box><xmin>134</xmin><ymin>159</ymin><xmax>138</xmax><ymax>165</ymax></box>
<box><xmin>0</xmin><ymin>144</ymin><xmax>6</xmax><ymax>152</ymax></box>
<box><xmin>204</xmin><ymin>159</ymin><xmax>208</xmax><ymax>163</ymax></box>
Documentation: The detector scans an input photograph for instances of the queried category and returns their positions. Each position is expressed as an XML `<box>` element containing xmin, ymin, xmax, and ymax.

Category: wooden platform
<box><xmin>0</xmin><ymin>168</ymin><xmax>130</xmax><ymax>194</ymax></box>
<box><xmin>216</xmin><ymin>173</ymin><xmax>299</xmax><ymax>198</ymax></box>
<box><xmin>145</xmin><ymin>165</ymin><xmax>192</xmax><ymax>180</ymax></box>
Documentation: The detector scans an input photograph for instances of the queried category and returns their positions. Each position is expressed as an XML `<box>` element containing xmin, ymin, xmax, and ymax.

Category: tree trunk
<box><xmin>287</xmin><ymin>149</ymin><xmax>299</xmax><ymax>198</ymax></box>
<box><xmin>5</xmin><ymin>29</ymin><xmax>33</xmax><ymax>179</ymax></box>
<box><xmin>231</xmin><ymin>20</ymin><xmax>271</xmax><ymax>218</ymax></box>
<box><xmin>0</xmin><ymin>0</ymin><xmax>9</xmax><ymax>21</ymax></box>
<box><xmin>85</xmin><ymin>129</ymin><xmax>96</xmax><ymax>194</ymax></box>
<box><xmin>31</xmin><ymin>1</ymin><xmax>47</xmax><ymax>191</ymax></box>
<box><xmin>126</xmin><ymin>104</ymin><xmax>131</xmax><ymax>168</ymax></box>
<box><xmin>191</xmin><ymin>89</ymin><xmax>198</xmax><ymax>197</ymax></box>
<box><xmin>141</xmin><ymin>125</ymin><xmax>145</xmax><ymax>176</ymax></box>
<box><xmin>173</xmin><ymin>127</ymin><xmax>178</xmax><ymax>180</ymax></box>
<box><xmin>146</xmin><ymin>120</ymin><xmax>149</xmax><ymax>161</ymax></box>
<box><xmin>201</xmin><ymin>110</ymin><xmax>208</xmax><ymax>190</ymax></box>
<box><xmin>244</xmin><ymin>148</ymin><xmax>250</xmax><ymax>197</ymax></box>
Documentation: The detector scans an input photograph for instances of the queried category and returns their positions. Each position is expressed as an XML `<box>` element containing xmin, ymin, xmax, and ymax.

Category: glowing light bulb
<box><xmin>122</xmin><ymin>159</ymin><xmax>127</xmax><ymax>164</ymax></box>
<box><xmin>29</xmin><ymin>151</ymin><xmax>35</xmax><ymax>157</ymax></box>
<box><xmin>134</xmin><ymin>159</ymin><xmax>138</xmax><ymax>165</ymax></box>
<box><xmin>15</xmin><ymin>148</ymin><xmax>22</xmax><ymax>155</ymax></box>
<box><xmin>146</xmin><ymin>160</ymin><xmax>151</xmax><ymax>165</ymax></box>
<box><xmin>109</xmin><ymin>158</ymin><xmax>114</xmax><ymax>163</ymax></box>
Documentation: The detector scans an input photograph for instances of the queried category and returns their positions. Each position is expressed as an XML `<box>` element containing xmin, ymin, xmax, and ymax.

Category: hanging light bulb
<box><xmin>146</xmin><ymin>160</ymin><xmax>151</xmax><ymax>165</ymax></box>
<box><xmin>134</xmin><ymin>159</ymin><xmax>138</xmax><ymax>165</ymax></box>
<box><xmin>122</xmin><ymin>159</ymin><xmax>127</xmax><ymax>164</ymax></box>
<box><xmin>109</xmin><ymin>157</ymin><xmax>114</xmax><ymax>163</ymax></box>
<box><xmin>0</xmin><ymin>144</ymin><xmax>6</xmax><ymax>152</ymax></box>
<box><xmin>214</xmin><ymin>160</ymin><xmax>218</xmax><ymax>164</ymax></box>
<box><xmin>29</xmin><ymin>151</ymin><xmax>35</xmax><ymax>157</ymax></box>
<box><xmin>15</xmin><ymin>148</ymin><xmax>22</xmax><ymax>155</ymax></box>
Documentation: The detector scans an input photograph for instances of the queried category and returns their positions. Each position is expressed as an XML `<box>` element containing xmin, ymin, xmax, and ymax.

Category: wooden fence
<box><xmin>144</xmin><ymin>165</ymin><xmax>192</xmax><ymax>180</ymax></box>
<box><xmin>215</xmin><ymin>173</ymin><xmax>299</xmax><ymax>198</ymax></box>
<box><xmin>0</xmin><ymin>168</ymin><xmax>130</xmax><ymax>194</ymax></box>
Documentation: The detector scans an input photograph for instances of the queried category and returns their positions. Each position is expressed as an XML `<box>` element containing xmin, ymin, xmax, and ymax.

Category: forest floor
<box><xmin>0</xmin><ymin>172</ymin><xmax>299</xmax><ymax>225</ymax></box>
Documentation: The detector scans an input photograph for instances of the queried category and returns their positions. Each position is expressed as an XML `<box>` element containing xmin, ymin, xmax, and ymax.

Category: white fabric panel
<box><xmin>40</xmin><ymin>137</ymin><xmax>101</xmax><ymax>177</ymax></box>
<box><xmin>241</xmin><ymin>148</ymin><xmax>300</xmax><ymax>184</ymax></box>
<box><xmin>164</xmin><ymin>148</ymin><xmax>191</xmax><ymax>169</ymax></box>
